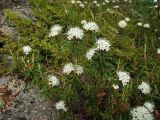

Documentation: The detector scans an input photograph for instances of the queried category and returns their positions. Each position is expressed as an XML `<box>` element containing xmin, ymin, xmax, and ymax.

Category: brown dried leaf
<box><xmin>156</xmin><ymin>110</ymin><xmax>160</xmax><ymax>119</ymax></box>
<box><xmin>0</xmin><ymin>85</ymin><xmax>7</xmax><ymax>93</ymax></box>
<box><xmin>97</xmin><ymin>92</ymin><xmax>107</xmax><ymax>98</ymax></box>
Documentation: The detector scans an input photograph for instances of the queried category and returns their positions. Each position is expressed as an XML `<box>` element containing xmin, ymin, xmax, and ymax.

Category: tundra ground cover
<box><xmin>0</xmin><ymin>0</ymin><xmax>160</xmax><ymax>119</ymax></box>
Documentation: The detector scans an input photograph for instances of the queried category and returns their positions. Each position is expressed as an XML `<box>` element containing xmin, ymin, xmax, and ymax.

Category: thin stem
<box><xmin>157</xmin><ymin>0</ymin><xmax>160</xmax><ymax>47</ymax></box>
<box><xmin>100</xmin><ymin>50</ymin><xmax>104</xmax><ymax>78</ymax></box>
<box><xmin>71</xmin><ymin>39</ymin><xmax>77</xmax><ymax>63</ymax></box>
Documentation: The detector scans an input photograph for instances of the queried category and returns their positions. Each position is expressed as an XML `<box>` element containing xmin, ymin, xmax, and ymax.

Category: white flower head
<box><xmin>77</xmin><ymin>1</ymin><xmax>81</xmax><ymax>4</ymax></box>
<box><xmin>96</xmin><ymin>38</ymin><xmax>111</xmax><ymax>51</ymax></box>
<box><xmin>80</xmin><ymin>3</ymin><xmax>85</xmax><ymax>8</ymax></box>
<box><xmin>81</xmin><ymin>20</ymin><xmax>87</xmax><ymax>25</ymax></box>
<box><xmin>75</xmin><ymin>65</ymin><xmax>83</xmax><ymax>75</ymax></box>
<box><xmin>113</xmin><ymin>84</ymin><xmax>119</xmax><ymax>89</ymax></box>
<box><xmin>154</xmin><ymin>0</ymin><xmax>157</xmax><ymax>2</ymax></box>
<box><xmin>93</xmin><ymin>0</ymin><xmax>97</xmax><ymax>4</ymax></box>
<box><xmin>65</xmin><ymin>10</ymin><xmax>68</xmax><ymax>14</ymax></box>
<box><xmin>117</xmin><ymin>71</ymin><xmax>131</xmax><ymax>86</ymax></box>
<box><xmin>125</xmin><ymin>17</ymin><xmax>130</xmax><ymax>22</ymax></box>
<box><xmin>55</xmin><ymin>100</ymin><xmax>67</xmax><ymax>112</ymax></box>
<box><xmin>157</xmin><ymin>48</ymin><xmax>160</xmax><ymax>54</ymax></box>
<box><xmin>67</xmin><ymin>27</ymin><xmax>84</xmax><ymax>40</ymax></box>
<box><xmin>96</xmin><ymin>3</ymin><xmax>100</xmax><ymax>7</ymax></box>
<box><xmin>71</xmin><ymin>0</ymin><xmax>76</xmax><ymax>4</ymax></box>
<box><xmin>130</xmin><ymin>106</ymin><xmax>154</xmax><ymax>120</ymax></box>
<box><xmin>63</xmin><ymin>63</ymin><xmax>83</xmax><ymax>75</ymax></box>
<box><xmin>118</xmin><ymin>20</ymin><xmax>127</xmax><ymax>28</ymax></box>
<box><xmin>137</xmin><ymin>22</ymin><xmax>143</xmax><ymax>26</ymax></box>
<box><xmin>143</xmin><ymin>23</ymin><xmax>150</xmax><ymax>28</ymax></box>
<box><xmin>106</xmin><ymin>8</ymin><xmax>111</xmax><ymax>12</ymax></box>
<box><xmin>105</xmin><ymin>0</ymin><xmax>109</xmax><ymax>3</ymax></box>
<box><xmin>83</xmin><ymin>22</ymin><xmax>99</xmax><ymax>32</ymax></box>
<box><xmin>48</xmin><ymin>75</ymin><xmax>60</xmax><ymax>87</ymax></box>
<box><xmin>86</xmin><ymin>48</ymin><xmax>97</xmax><ymax>60</ymax></box>
<box><xmin>144</xmin><ymin>102</ymin><xmax>155</xmax><ymax>112</ymax></box>
<box><xmin>23</xmin><ymin>46</ymin><xmax>32</xmax><ymax>55</ymax></box>
<box><xmin>138</xmin><ymin>82</ymin><xmax>151</xmax><ymax>94</ymax></box>
<box><xmin>113</xmin><ymin>5</ymin><xmax>119</xmax><ymax>9</ymax></box>
<box><xmin>154</xmin><ymin>5</ymin><xmax>158</xmax><ymax>8</ymax></box>
<box><xmin>49</xmin><ymin>24</ymin><xmax>63</xmax><ymax>37</ymax></box>
<box><xmin>63</xmin><ymin>63</ymin><xmax>74</xmax><ymax>75</ymax></box>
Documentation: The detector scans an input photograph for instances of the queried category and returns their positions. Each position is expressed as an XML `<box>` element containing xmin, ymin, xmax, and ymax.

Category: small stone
<box><xmin>0</xmin><ymin>25</ymin><xmax>16</xmax><ymax>36</ymax></box>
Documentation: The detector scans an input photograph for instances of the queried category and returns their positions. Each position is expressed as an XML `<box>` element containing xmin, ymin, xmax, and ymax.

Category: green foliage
<box><xmin>0</xmin><ymin>99</ymin><xmax>5</xmax><ymax>109</ymax></box>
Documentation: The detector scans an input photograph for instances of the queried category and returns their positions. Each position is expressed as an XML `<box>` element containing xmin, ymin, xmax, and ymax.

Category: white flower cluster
<box><xmin>70</xmin><ymin>0</ymin><xmax>88</xmax><ymax>8</ymax></box>
<box><xmin>113</xmin><ymin>5</ymin><xmax>119</xmax><ymax>9</ymax></box>
<box><xmin>70</xmin><ymin>0</ymin><xmax>131</xmax><ymax>8</ymax></box>
<box><xmin>118</xmin><ymin>20</ymin><xmax>127</xmax><ymax>28</ymax></box>
<box><xmin>130</xmin><ymin>106</ymin><xmax>154</xmax><ymax>120</ymax></box>
<box><xmin>144</xmin><ymin>102</ymin><xmax>155</xmax><ymax>112</ymax></box>
<box><xmin>23</xmin><ymin>45</ymin><xmax>32</xmax><ymax>55</ymax></box>
<box><xmin>154</xmin><ymin>0</ymin><xmax>157</xmax><ymax>2</ymax></box>
<box><xmin>131</xmin><ymin>102</ymin><xmax>155</xmax><ymax>120</ymax></box>
<box><xmin>110</xmin><ymin>0</ymin><xmax>131</xmax><ymax>3</ymax></box>
<box><xmin>75</xmin><ymin>65</ymin><xmax>84</xmax><ymax>75</ymax></box>
<box><xmin>113</xmin><ymin>84</ymin><xmax>119</xmax><ymax>89</ymax></box>
<box><xmin>157</xmin><ymin>48</ymin><xmax>160</xmax><ymax>54</ymax></box>
<box><xmin>49</xmin><ymin>25</ymin><xmax>84</xmax><ymax>40</ymax></box>
<box><xmin>105</xmin><ymin>0</ymin><xmax>110</xmax><ymax>3</ymax></box>
<box><xmin>77</xmin><ymin>1</ymin><xmax>85</xmax><ymax>8</ymax></box>
<box><xmin>125</xmin><ymin>17</ymin><xmax>130</xmax><ymax>22</ymax></box>
<box><xmin>86</xmin><ymin>38</ymin><xmax>111</xmax><ymax>60</ymax></box>
<box><xmin>67</xmin><ymin>27</ymin><xmax>84</xmax><ymax>40</ymax></box>
<box><xmin>83</xmin><ymin>21</ymin><xmax>99</xmax><ymax>32</ymax></box>
<box><xmin>138</xmin><ymin>82</ymin><xmax>151</xmax><ymax>94</ymax></box>
<box><xmin>71</xmin><ymin>0</ymin><xmax>76</xmax><ymax>4</ymax></box>
<box><xmin>106</xmin><ymin>8</ymin><xmax>114</xmax><ymax>13</ymax></box>
<box><xmin>137</xmin><ymin>22</ymin><xmax>150</xmax><ymax>28</ymax></box>
<box><xmin>63</xmin><ymin>63</ymin><xmax>74</xmax><ymax>75</ymax></box>
<box><xmin>93</xmin><ymin>0</ymin><xmax>97</xmax><ymax>4</ymax></box>
<box><xmin>137</xmin><ymin>22</ymin><xmax>143</xmax><ymax>26</ymax></box>
<box><xmin>143</xmin><ymin>23</ymin><xmax>150</xmax><ymax>28</ymax></box>
<box><xmin>92</xmin><ymin>0</ymin><xmax>114</xmax><ymax>7</ymax></box>
<box><xmin>124</xmin><ymin>0</ymin><xmax>132</xmax><ymax>3</ymax></box>
<box><xmin>92</xmin><ymin>0</ymin><xmax>100</xmax><ymax>7</ymax></box>
<box><xmin>118</xmin><ymin>17</ymin><xmax>130</xmax><ymax>28</ymax></box>
<box><xmin>49</xmin><ymin>24</ymin><xmax>63</xmax><ymax>37</ymax></box>
<box><xmin>96</xmin><ymin>38</ymin><xmax>111</xmax><ymax>51</ymax></box>
<box><xmin>48</xmin><ymin>75</ymin><xmax>60</xmax><ymax>87</ymax></box>
<box><xmin>117</xmin><ymin>71</ymin><xmax>131</xmax><ymax>86</ymax></box>
<box><xmin>55</xmin><ymin>100</ymin><xmax>67</xmax><ymax>112</ymax></box>
<box><xmin>86</xmin><ymin>48</ymin><xmax>97</xmax><ymax>60</ymax></box>
<box><xmin>81</xmin><ymin>20</ymin><xmax>87</xmax><ymax>25</ymax></box>
<box><xmin>63</xmin><ymin>63</ymin><xmax>83</xmax><ymax>75</ymax></box>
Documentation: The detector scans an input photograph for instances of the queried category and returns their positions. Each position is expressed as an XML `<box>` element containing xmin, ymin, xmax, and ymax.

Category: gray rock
<box><xmin>0</xmin><ymin>0</ymin><xmax>27</xmax><ymax>10</ymax></box>
<box><xmin>1</xmin><ymin>83</ymin><xmax>55</xmax><ymax>120</ymax></box>
<box><xmin>12</xmin><ymin>6</ymin><xmax>36</xmax><ymax>20</ymax></box>
<box><xmin>0</xmin><ymin>3</ymin><xmax>36</xmax><ymax>39</ymax></box>
<box><xmin>0</xmin><ymin>13</ymin><xmax>20</xmax><ymax>41</ymax></box>
<box><xmin>0</xmin><ymin>25</ymin><xmax>16</xmax><ymax>36</ymax></box>
<box><xmin>0</xmin><ymin>75</ymin><xmax>55</xmax><ymax>120</ymax></box>
<box><xmin>0</xmin><ymin>75</ymin><xmax>12</xmax><ymax>85</ymax></box>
